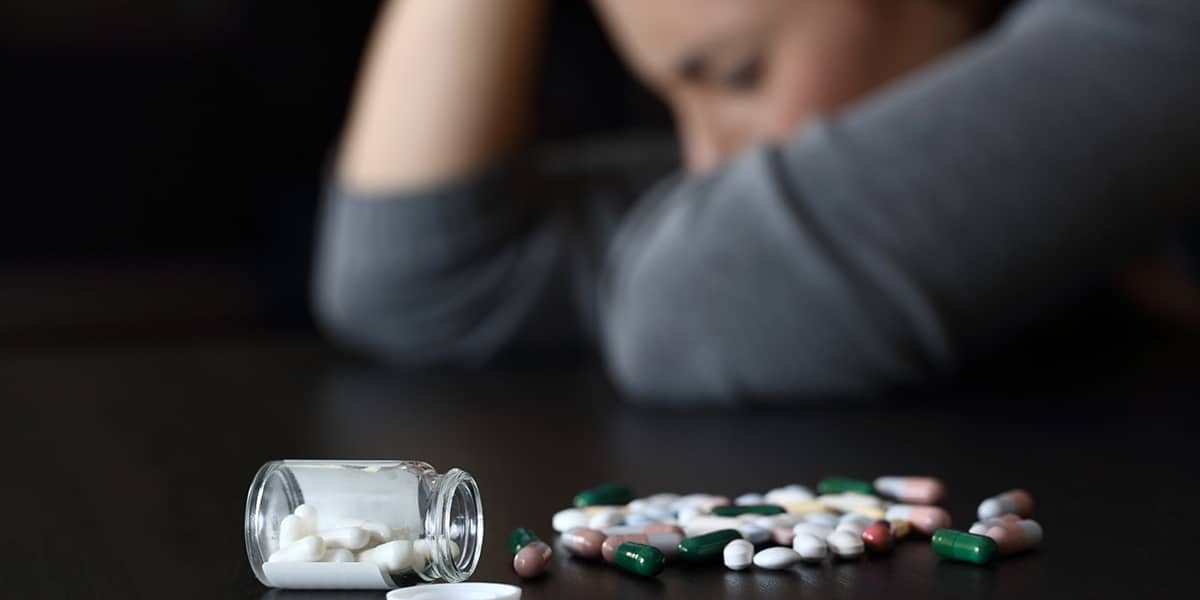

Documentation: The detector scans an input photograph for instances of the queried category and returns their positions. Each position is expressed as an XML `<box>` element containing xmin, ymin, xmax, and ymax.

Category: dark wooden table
<box><xmin>3</xmin><ymin>331</ymin><xmax>1196</xmax><ymax>598</ymax></box>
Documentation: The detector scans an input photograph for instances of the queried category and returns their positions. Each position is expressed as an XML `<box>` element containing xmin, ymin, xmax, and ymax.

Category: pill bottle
<box><xmin>245</xmin><ymin>460</ymin><xmax>483</xmax><ymax>590</ymax></box>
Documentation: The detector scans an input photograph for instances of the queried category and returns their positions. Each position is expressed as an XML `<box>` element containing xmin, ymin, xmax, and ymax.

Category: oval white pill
<box><xmin>358</xmin><ymin>539</ymin><xmax>413</xmax><ymax>572</ymax></box>
<box><xmin>552</xmin><ymin>508</ymin><xmax>590</xmax><ymax>533</ymax></box>
<box><xmin>792</xmin><ymin>533</ymin><xmax>827</xmax><ymax>562</ymax></box>
<box><xmin>588</xmin><ymin>508</ymin><xmax>626</xmax><ymax>529</ymax></box>
<box><xmin>792</xmin><ymin>522</ymin><xmax>833</xmax><ymax>540</ymax></box>
<box><xmin>321</xmin><ymin>526</ymin><xmax>371</xmax><ymax>550</ymax></box>
<box><xmin>294</xmin><ymin>504</ymin><xmax>318</xmax><ymax>530</ymax></box>
<box><xmin>735</xmin><ymin>493</ymin><xmax>766</xmax><ymax>506</ymax></box>
<box><xmin>279</xmin><ymin>514</ymin><xmax>309</xmax><ymax>549</ymax></box>
<box><xmin>753</xmin><ymin>547</ymin><xmax>802</xmax><ymax>570</ymax></box>
<box><xmin>723</xmin><ymin>539</ymin><xmax>754</xmax><ymax>570</ymax></box>
<box><xmin>804</xmin><ymin>513</ymin><xmax>840</xmax><ymax>528</ymax></box>
<box><xmin>269</xmin><ymin>534</ymin><xmax>325</xmax><ymax>563</ymax></box>
<box><xmin>818</xmin><ymin>493</ymin><xmax>884</xmax><ymax>513</ymax></box>
<box><xmin>738</xmin><ymin>524</ymin><xmax>770</xmax><ymax>545</ymax></box>
<box><xmin>827</xmin><ymin>531</ymin><xmax>864</xmax><ymax>559</ymax></box>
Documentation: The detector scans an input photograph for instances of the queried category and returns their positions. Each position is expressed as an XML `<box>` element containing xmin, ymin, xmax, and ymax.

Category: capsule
<box><xmin>984</xmin><ymin>519</ymin><xmax>1043</xmax><ymax>555</ymax></box>
<box><xmin>968</xmin><ymin>514</ymin><xmax>1020</xmax><ymax>535</ymax></box>
<box><xmin>574</xmin><ymin>484</ymin><xmax>634</xmax><ymax>508</ymax></box>
<box><xmin>642</xmin><ymin>523</ymin><xmax>686</xmax><ymax>536</ymax></box>
<box><xmin>873</xmin><ymin>476</ymin><xmax>945</xmax><ymax>504</ymax></box>
<box><xmin>560</xmin><ymin>527</ymin><xmax>607</xmax><ymax>559</ymax></box>
<box><xmin>932</xmin><ymin>529</ymin><xmax>998</xmax><ymax>564</ymax></box>
<box><xmin>509</xmin><ymin>528</ymin><xmax>539</xmax><ymax>554</ymax></box>
<box><xmin>513</xmin><ymin>541</ymin><xmax>553</xmax><ymax>578</ymax></box>
<box><xmin>977</xmin><ymin>489</ymin><xmax>1034</xmax><ymax>520</ymax></box>
<box><xmin>861</xmin><ymin>520</ymin><xmax>894</xmax><ymax>554</ymax></box>
<box><xmin>712</xmin><ymin>504</ymin><xmax>785</xmax><ymax>517</ymax></box>
<box><xmin>601</xmin><ymin>532</ymin><xmax>682</xmax><ymax>562</ymax></box>
<box><xmin>614</xmin><ymin>542</ymin><xmax>666</xmax><ymax>577</ymax></box>
<box><xmin>885</xmin><ymin>505</ymin><xmax>952</xmax><ymax>535</ymax></box>
<box><xmin>817</xmin><ymin>477</ymin><xmax>874</xmax><ymax>495</ymax></box>
<box><xmin>677</xmin><ymin>529</ymin><xmax>742</xmax><ymax>562</ymax></box>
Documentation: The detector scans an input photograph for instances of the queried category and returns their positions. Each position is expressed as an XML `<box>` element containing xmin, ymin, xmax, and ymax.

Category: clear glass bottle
<box><xmin>245</xmin><ymin>460</ymin><xmax>483</xmax><ymax>590</ymax></box>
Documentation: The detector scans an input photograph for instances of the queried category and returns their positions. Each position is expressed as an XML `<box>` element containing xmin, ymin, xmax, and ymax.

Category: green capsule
<box><xmin>573</xmin><ymin>483</ymin><xmax>633</xmax><ymax>507</ymax></box>
<box><xmin>712</xmin><ymin>504</ymin><xmax>786</xmax><ymax>517</ymax></box>
<box><xmin>509</xmin><ymin>528</ymin><xmax>540</xmax><ymax>555</ymax></box>
<box><xmin>615</xmin><ymin>542</ymin><xmax>666</xmax><ymax>577</ymax></box>
<box><xmin>931</xmin><ymin>529</ymin><xmax>999</xmax><ymax>565</ymax></box>
<box><xmin>677</xmin><ymin>529</ymin><xmax>742</xmax><ymax>562</ymax></box>
<box><xmin>817</xmin><ymin>477</ymin><xmax>875</xmax><ymax>495</ymax></box>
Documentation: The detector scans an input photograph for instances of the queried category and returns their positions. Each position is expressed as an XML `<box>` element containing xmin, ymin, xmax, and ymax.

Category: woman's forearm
<box><xmin>336</xmin><ymin>0</ymin><xmax>547</xmax><ymax>192</ymax></box>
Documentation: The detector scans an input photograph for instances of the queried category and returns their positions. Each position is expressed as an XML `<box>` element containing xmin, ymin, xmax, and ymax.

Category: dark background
<box><xmin>1</xmin><ymin>0</ymin><xmax>669</xmax><ymax>343</ymax></box>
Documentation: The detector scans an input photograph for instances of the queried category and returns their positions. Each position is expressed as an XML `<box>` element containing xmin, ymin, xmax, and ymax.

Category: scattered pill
<box><xmin>574</xmin><ymin>484</ymin><xmax>634</xmax><ymax>508</ymax></box>
<box><xmin>755</xmin><ymin>513</ymin><xmax>803</xmax><ymax>529</ymax></box>
<box><xmin>509</xmin><ymin>528</ymin><xmax>540</xmax><ymax>554</ymax></box>
<box><xmin>931</xmin><ymin>529</ymin><xmax>998</xmax><ymax>565</ymax></box>
<box><xmin>889</xmin><ymin>518</ymin><xmax>913</xmax><ymax>540</ymax></box>
<box><xmin>968</xmin><ymin>514</ymin><xmax>1021</xmax><ymax>535</ymax></box>
<box><xmin>764</xmin><ymin>486</ymin><xmax>815</xmax><ymax>505</ymax></box>
<box><xmin>984</xmin><ymin>519</ymin><xmax>1043</xmax><ymax>555</ymax></box>
<box><xmin>358</xmin><ymin>539</ymin><xmax>413</xmax><ymax>572</ymax></box>
<box><xmin>818</xmin><ymin>492</ymin><xmax>885</xmax><ymax>513</ymax></box>
<box><xmin>678</xmin><ymin>529</ymin><xmax>742</xmax><ymax>562</ymax></box>
<box><xmin>601</xmin><ymin>532</ymin><xmax>683</xmax><ymax>562</ymax></box>
<box><xmin>885</xmin><ymin>505</ymin><xmax>952</xmax><ymax>535</ymax></box>
<box><xmin>735</xmin><ymin>493</ymin><xmax>766</xmax><ymax>506</ymax></box>
<box><xmin>978</xmin><ymin>489</ymin><xmax>1035</xmax><ymax>520</ymax></box>
<box><xmin>827</xmin><ymin>530</ymin><xmax>864</xmax><ymax>559</ymax></box>
<box><xmin>848</xmin><ymin>506</ymin><xmax>887</xmax><ymax>521</ymax></box>
<box><xmin>779</xmin><ymin>500</ymin><xmax>830</xmax><ymax>515</ymax></box>
<box><xmin>754</xmin><ymin>547</ymin><xmax>803</xmax><ymax>570</ymax></box>
<box><xmin>553</xmin><ymin>508</ymin><xmax>591</xmax><ymax>533</ymax></box>
<box><xmin>625</xmin><ymin>512</ymin><xmax>659</xmax><ymax>527</ymax></box>
<box><xmin>614</xmin><ymin>542</ymin><xmax>666</xmax><ymax>577</ymax></box>
<box><xmin>804</xmin><ymin>513</ymin><xmax>840</xmax><ymax>528</ymax></box>
<box><xmin>723</xmin><ymin>539</ymin><xmax>755</xmax><ymax>570</ymax></box>
<box><xmin>873</xmin><ymin>476</ymin><xmax>946</xmax><ymax>504</ymax></box>
<box><xmin>601</xmin><ymin>525</ymin><xmax>644</xmax><ymax>536</ymax></box>
<box><xmin>269</xmin><ymin>535</ymin><xmax>325</xmax><ymax>563</ymax></box>
<box><xmin>818</xmin><ymin>477</ymin><xmax>874</xmax><ymax>495</ymax></box>
<box><xmin>771</xmin><ymin>526</ymin><xmax>795</xmax><ymax>546</ymax></box>
<box><xmin>792</xmin><ymin>533</ymin><xmax>828</xmax><ymax>562</ymax></box>
<box><xmin>321</xmin><ymin>548</ymin><xmax>356</xmax><ymax>562</ymax></box>
<box><xmin>861</xmin><ymin>521</ymin><xmax>894</xmax><ymax>554</ymax></box>
<box><xmin>737</xmin><ymin>524</ymin><xmax>770</xmax><ymax>545</ymax></box>
<box><xmin>514</xmin><ymin>541</ymin><xmax>553</xmax><ymax>578</ymax></box>
<box><xmin>683</xmin><ymin>516</ymin><xmax>744</xmax><ymax>537</ymax></box>
<box><xmin>835</xmin><ymin>520</ymin><xmax>869</xmax><ymax>537</ymax></box>
<box><xmin>642</xmin><ymin>523</ymin><xmax>686</xmax><ymax>536</ymax></box>
<box><xmin>588</xmin><ymin>507</ymin><xmax>627</xmax><ymax>529</ymax></box>
<box><xmin>793</xmin><ymin>522</ymin><xmax>834</xmax><ymax>540</ymax></box>
<box><xmin>713</xmin><ymin>504</ymin><xmax>786</xmax><ymax>517</ymax></box>
<box><xmin>321</xmin><ymin>526</ymin><xmax>371</xmax><ymax>551</ymax></box>
<box><xmin>561</xmin><ymin>527</ymin><xmax>606</xmax><ymax>559</ymax></box>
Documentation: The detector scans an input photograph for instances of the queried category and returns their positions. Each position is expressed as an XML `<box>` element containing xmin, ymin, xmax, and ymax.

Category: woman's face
<box><xmin>593</xmin><ymin>0</ymin><xmax>977</xmax><ymax>172</ymax></box>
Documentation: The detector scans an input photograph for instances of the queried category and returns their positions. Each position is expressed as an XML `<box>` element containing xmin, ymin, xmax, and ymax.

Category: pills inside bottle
<box><xmin>244</xmin><ymin>460</ymin><xmax>482</xmax><ymax>590</ymax></box>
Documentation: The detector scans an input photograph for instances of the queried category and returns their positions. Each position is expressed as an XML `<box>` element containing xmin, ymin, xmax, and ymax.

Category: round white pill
<box><xmin>738</xmin><ymin>524</ymin><xmax>770</xmax><ymax>545</ymax></box>
<box><xmin>827</xmin><ymin>530</ymin><xmax>864</xmax><ymax>559</ymax></box>
<box><xmin>753</xmin><ymin>547</ymin><xmax>802</xmax><ymax>570</ymax></box>
<box><xmin>723</xmin><ymin>539</ymin><xmax>754</xmax><ymax>570</ymax></box>
<box><xmin>793</xmin><ymin>522</ymin><xmax>834</xmax><ymax>540</ymax></box>
<box><xmin>804</xmin><ymin>513</ymin><xmax>840</xmax><ymax>528</ymax></box>
<box><xmin>764</xmin><ymin>486</ymin><xmax>814</xmax><ymax>505</ymax></box>
<box><xmin>792</xmin><ymin>533</ymin><xmax>827</xmax><ymax>562</ymax></box>
<box><xmin>552</xmin><ymin>508</ymin><xmax>590</xmax><ymax>533</ymax></box>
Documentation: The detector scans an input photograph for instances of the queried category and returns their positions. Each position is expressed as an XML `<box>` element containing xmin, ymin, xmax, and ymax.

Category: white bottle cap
<box><xmin>386</xmin><ymin>583</ymin><xmax>521</xmax><ymax>600</ymax></box>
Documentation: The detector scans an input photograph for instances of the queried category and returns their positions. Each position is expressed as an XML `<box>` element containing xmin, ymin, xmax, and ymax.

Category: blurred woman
<box><xmin>315</xmin><ymin>0</ymin><xmax>1200</xmax><ymax>400</ymax></box>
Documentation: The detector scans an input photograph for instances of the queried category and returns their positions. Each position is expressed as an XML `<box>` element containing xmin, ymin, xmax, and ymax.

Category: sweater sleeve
<box><xmin>599</xmin><ymin>0</ymin><xmax>1200</xmax><ymax>400</ymax></box>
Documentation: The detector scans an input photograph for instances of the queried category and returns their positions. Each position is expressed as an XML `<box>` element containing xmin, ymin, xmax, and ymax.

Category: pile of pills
<box><xmin>509</xmin><ymin>478</ymin><xmax>1042</xmax><ymax>579</ymax></box>
<box><xmin>267</xmin><ymin>504</ymin><xmax>459</xmax><ymax>577</ymax></box>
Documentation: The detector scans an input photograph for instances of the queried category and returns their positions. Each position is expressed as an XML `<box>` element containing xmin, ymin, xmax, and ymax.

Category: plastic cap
<box><xmin>386</xmin><ymin>583</ymin><xmax>521</xmax><ymax>600</ymax></box>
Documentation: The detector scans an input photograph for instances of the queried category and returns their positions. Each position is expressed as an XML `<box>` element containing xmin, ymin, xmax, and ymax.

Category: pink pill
<box><xmin>884</xmin><ymin>505</ymin><xmax>951</xmax><ymax>535</ymax></box>
<box><xmin>513</xmin><ymin>541</ymin><xmax>552</xmax><ymax>578</ymax></box>
<box><xmin>561</xmin><ymin>528</ymin><xmax>606</xmax><ymax>559</ymax></box>
<box><xmin>873</xmin><ymin>476</ymin><xmax>945</xmax><ymax>504</ymax></box>
<box><xmin>978</xmin><ymin>489</ymin><xmax>1035</xmax><ymax>520</ymax></box>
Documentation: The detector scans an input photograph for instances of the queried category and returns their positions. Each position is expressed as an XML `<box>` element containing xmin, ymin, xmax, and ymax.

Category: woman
<box><xmin>315</xmin><ymin>0</ymin><xmax>1200</xmax><ymax>400</ymax></box>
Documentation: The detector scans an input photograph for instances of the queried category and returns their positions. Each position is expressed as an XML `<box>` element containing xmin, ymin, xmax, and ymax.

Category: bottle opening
<box><xmin>428</xmin><ymin>468</ymin><xmax>483</xmax><ymax>582</ymax></box>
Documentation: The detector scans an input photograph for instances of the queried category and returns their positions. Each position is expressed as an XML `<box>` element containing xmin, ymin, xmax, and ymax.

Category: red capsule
<box><xmin>561</xmin><ymin>528</ymin><xmax>607</xmax><ymax>559</ymax></box>
<box><xmin>861</xmin><ymin>520</ymin><xmax>894</xmax><ymax>554</ymax></box>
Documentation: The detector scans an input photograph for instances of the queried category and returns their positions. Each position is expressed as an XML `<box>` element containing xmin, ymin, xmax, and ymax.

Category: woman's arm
<box><xmin>336</xmin><ymin>0</ymin><xmax>546</xmax><ymax>192</ymax></box>
<box><xmin>600</xmin><ymin>0</ymin><xmax>1200</xmax><ymax>400</ymax></box>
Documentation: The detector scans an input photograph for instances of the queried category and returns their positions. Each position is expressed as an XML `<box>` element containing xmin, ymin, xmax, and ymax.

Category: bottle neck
<box><xmin>424</xmin><ymin>468</ymin><xmax>482</xmax><ymax>582</ymax></box>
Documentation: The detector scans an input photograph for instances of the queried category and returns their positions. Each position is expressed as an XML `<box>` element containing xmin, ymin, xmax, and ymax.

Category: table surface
<box><xmin>3</xmin><ymin>331</ymin><xmax>1197</xmax><ymax>599</ymax></box>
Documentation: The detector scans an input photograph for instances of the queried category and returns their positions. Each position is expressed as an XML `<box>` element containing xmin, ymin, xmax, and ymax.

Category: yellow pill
<box><xmin>781</xmin><ymin>501</ymin><xmax>829</xmax><ymax>515</ymax></box>
<box><xmin>850</xmin><ymin>506</ymin><xmax>886</xmax><ymax>520</ymax></box>
<box><xmin>889</xmin><ymin>518</ymin><xmax>912</xmax><ymax>540</ymax></box>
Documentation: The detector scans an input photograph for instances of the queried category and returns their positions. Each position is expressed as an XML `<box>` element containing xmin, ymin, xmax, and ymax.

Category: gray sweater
<box><xmin>314</xmin><ymin>0</ymin><xmax>1200</xmax><ymax>402</ymax></box>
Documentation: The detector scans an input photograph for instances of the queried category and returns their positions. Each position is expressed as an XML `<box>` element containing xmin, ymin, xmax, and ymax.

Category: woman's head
<box><xmin>593</xmin><ymin>0</ymin><xmax>1004</xmax><ymax>172</ymax></box>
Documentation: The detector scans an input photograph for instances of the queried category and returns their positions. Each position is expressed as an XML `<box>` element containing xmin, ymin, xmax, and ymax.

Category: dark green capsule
<box><xmin>509</xmin><ymin>528</ymin><xmax>540</xmax><ymax>555</ymax></box>
<box><xmin>615</xmin><ymin>542</ymin><xmax>666</xmax><ymax>577</ymax></box>
<box><xmin>817</xmin><ymin>477</ymin><xmax>875</xmax><ymax>495</ymax></box>
<box><xmin>931</xmin><ymin>529</ymin><xmax>999</xmax><ymax>565</ymax></box>
<box><xmin>573</xmin><ymin>483</ymin><xmax>633</xmax><ymax>507</ymax></box>
<box><xmin>712</xmin><ymin>504</ymin><xmax>785</xmax><ymax>517</ymax></box>
<box><xmin>677</xmin><ymin>529</ymin><xmax>742</xmax><ymax>561</ymax></box>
